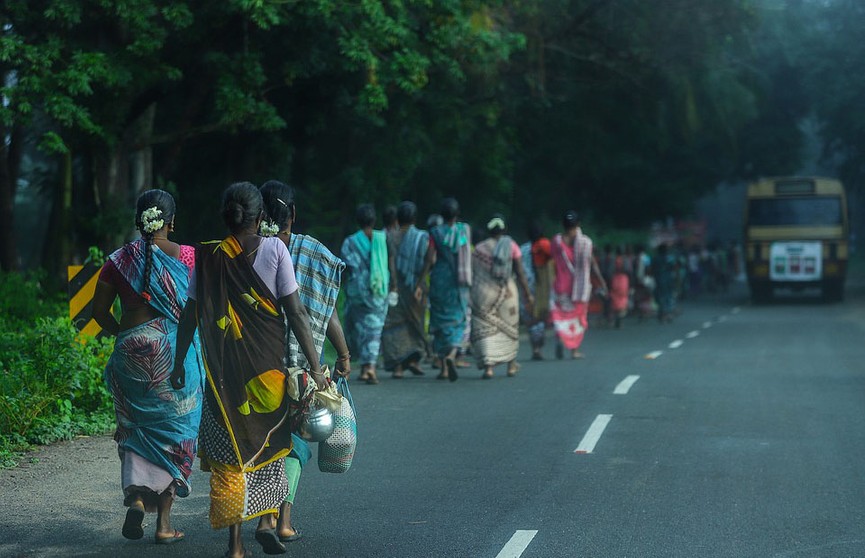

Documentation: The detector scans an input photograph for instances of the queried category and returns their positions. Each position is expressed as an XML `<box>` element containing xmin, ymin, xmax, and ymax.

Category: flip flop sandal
<box><xmin>255</xmin><ymin>528</ymin><xmax>287</xmax><ymax>555</ymax></box>
<box><xmin>445</xmin><ymin>358</ymin><xmax>459</xmax><ymax>382</ymax></box>
<box><xmin>407</xmin><ymin>364</ymin><xmax>425</xmax><ymax>376</ymax></box>
<box><xmin>122</xmin><ymin>506</ymin><xmax>145</xmax><ymax>540</ymax></box>
<box><xmin>155</xmin><ymin>529</ymin><xmax>185</xmax><ymax>545</ymax></box>
<box><xmin>279</xmin><ymin>531</ymin><xmax>303</xmax><ymax>543</ymax></box>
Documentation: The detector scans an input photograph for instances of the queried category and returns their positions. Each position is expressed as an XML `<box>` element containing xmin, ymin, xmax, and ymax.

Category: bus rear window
<box><xmin>748</xmin><ymin>196</ymin><xmax>842</xmax><ymax>226</ymax></box>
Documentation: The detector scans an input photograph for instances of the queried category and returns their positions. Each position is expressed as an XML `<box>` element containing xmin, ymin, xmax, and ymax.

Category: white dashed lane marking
<box><xmin>614</xmin><ymin>375</ymin><xmax>640</xmax><ymax>395</ymax></box>
<box><xmin>575</xmin><ymin>414</ymin><xmax>613</xmax><ymax>454</ymax></box>
<box><xmin>668</xmin><ymin>339</ymin><xmax>684</xmax><ymax>349</ymax></box>
<box><xmin>686</xmin><ymin>330</ymin><xmax>700</xmax><ymax>339</ymax></box>
<box><xmin>495</xmin><ymin>530</ymin><xmax>539</xmax><ymax>558</ymax></box>
<box><xmin>703</xmin><ymin>321</ymin><xmax>713</xmax><ymax>329</ymax></box>
<box><xmin>645</xmin><ymin>350</ymin><xmax>663</xmax><ymax>360</ymax></box>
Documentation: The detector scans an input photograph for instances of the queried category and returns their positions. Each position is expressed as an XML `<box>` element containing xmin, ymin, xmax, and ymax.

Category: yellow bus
<box><xmin>744</xmin><ymin>176</ymin><xmax>849</xmax><ymax>302</ymax></box>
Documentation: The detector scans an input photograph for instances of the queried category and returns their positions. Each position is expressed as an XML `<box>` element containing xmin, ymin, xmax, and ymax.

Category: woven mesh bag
<box><xmin>318</xmin><ymin>380</ymin><xmax>357</xmax><ymax>473</ymax></box>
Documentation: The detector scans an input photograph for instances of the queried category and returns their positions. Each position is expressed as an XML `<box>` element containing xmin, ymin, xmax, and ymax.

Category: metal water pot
<box><xmin>299</xmin><ymin>405</ymin><xmax>335</xmax><ymax>442</ymax></box>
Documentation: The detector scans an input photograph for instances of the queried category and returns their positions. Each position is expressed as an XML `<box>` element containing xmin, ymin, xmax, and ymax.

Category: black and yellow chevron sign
<box><xmin>67</xmin><ymin>263</ymin><xmax>103</xmax><ymax>337</ymax></box>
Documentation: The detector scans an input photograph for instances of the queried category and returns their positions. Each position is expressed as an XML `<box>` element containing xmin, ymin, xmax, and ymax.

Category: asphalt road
<box><xmin>2</xmin><ymin>279</ymin><xmax>865</xmax><ymax>558</ymax></box>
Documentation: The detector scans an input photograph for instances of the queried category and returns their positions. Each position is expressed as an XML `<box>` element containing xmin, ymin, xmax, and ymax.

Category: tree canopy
<box><xmin>2</xmin><ymin>0</ymin><xmax>861</xmax><ymax>275</ymax></box>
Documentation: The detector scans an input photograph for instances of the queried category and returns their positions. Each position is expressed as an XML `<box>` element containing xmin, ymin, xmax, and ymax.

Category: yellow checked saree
<box><xmin>194</xmin><ymin>237</ymin><xmax>314</xmax><ymax>529</ymax></box>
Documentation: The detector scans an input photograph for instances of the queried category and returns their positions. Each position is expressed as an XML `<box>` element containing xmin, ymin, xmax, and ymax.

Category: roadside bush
<box><xmin>0</xmin><ymin>275</ymin><xmax>114</xmax><ymax>467</ymax></box>
<box><xmin>0</xmin><ymin>271</ymin><xmax>65</xmax><ymax>327</ymax></box>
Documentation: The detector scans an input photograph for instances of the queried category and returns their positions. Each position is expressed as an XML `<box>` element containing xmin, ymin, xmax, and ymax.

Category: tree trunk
<box><xmin>92</xmin><ymin>103</ymin><xmax>156</xmax><ymax>249</ymax></box>
<box><xmin>0</xmin><ymin>123</ymin><xmax>23</xmax><ymax>272</ymax></box>
<box><xmin>128</xmin><ymin>103</ymin><xmax>155</xmax><ymax>201</ymax></box>
<box><xmin>41</xmin><ymin>151</ymin><xmax>74</xmax><ymax>287</ymax></box>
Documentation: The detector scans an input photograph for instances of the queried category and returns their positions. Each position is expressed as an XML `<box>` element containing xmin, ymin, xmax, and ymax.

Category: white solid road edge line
<box><xmin>614</xmin><ymin>375</ymin><xmax>640</xmax><ymax>395</ymax></box>
<box><xmin>575</xmin><ymin>414</ymin><xmax>613</xmax><ymax>454</ymax></box>
<box><xmin>495</xmin><ymin>530</ymin><xmax>539</xmax><ymax>558</ymax></box>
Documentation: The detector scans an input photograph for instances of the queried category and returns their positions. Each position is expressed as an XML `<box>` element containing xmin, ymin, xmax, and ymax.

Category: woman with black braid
<box><xmin>93</xmin><ymin>189</ymin><xmax>205</xmax><ymax>546</ymax></box>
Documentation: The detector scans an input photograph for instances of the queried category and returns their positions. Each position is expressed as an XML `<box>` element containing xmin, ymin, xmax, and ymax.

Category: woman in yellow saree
<box><xmin>172</xmin><ymin>182</ymin><xmax>325</xmax><ymax>558</ymax></box>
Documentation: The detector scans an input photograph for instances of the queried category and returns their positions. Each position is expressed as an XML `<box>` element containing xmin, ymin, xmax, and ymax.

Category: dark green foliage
<box><xmin>6</xmin><ymin>0</ymin><xmax>861</xmax><ymax>263</ymax></box>
<box><xmin>0</xmin><ymin>271</ymin><xmax>65</xmax><ymax>328</ymax></box>
<box><xmin>0</xmin><ymin>274</ymin><xmax>114</xmax><ymax>467</ymax></box>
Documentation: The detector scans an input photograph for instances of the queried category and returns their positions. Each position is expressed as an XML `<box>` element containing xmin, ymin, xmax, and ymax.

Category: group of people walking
<box><xmin>91</xmin><ymin>184</ymin><xmax>610</xmax><ymax>556</ymax></box>
<box><xmin>341</xmin><ymin>199</ymin><xmax>609</xmax><ymax>385</ymax></box>
<box><xmin>93</xmin><ymin>182</ymin><xmax>348</xmax><ymax>557</ymax></box>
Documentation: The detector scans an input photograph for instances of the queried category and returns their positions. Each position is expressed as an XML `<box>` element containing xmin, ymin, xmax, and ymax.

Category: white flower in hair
<box><xmin>141</xmin><ymin>206</ymin><xmax>165</xmax><ymax>234</ymax></box>
<box><xmin>260</xmin><ymin>220</ymin><xmax>280</xmax><ymax>237</ymax></box>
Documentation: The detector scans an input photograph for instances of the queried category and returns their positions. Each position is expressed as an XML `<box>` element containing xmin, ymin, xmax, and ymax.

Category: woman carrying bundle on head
<box><xmin>92</xmin><ymin>189</ymin><xmax>204</xmax><ymax>546</ymax></box>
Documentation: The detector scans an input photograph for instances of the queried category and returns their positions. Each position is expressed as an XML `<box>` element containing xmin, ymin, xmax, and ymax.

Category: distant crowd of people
<box><xmin>341</xmin><ymin>198</ymin><xmax>613</xmax><ymax>385</ymax></box>
<box><xmin>90</xmin><ymin>182</ymin><xmax>738</xmax><ymax>557</ymax></box>
<box><xmin>589</xmin><ymin>240</ymin><xmax>743</xmax><ymax>326</ymax></box>
<box><xmin>343</xmin><ymin>198</ymin><xmax>745</xmax><ymax>384</ymax></box>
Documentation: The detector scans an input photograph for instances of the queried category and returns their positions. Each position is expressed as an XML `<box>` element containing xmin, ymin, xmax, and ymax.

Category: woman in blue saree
<box><xmin>341</xmin><ymin>203</ymin><xmax>393</xmax><ymax>384</ymax></box>
<box><xmin>382</xmin><ymin>201</ymin><xmax>430</xmax><ymax>378</ymax></box>
<box><xmin>92</xmin><ymin>189</ymin><xmax>205</xmax><ymax>545</ymax></box>
<box><xmin>414</xmin><ymin>197</ymin><xmax>471</xmax><ymax>381</ymax></box>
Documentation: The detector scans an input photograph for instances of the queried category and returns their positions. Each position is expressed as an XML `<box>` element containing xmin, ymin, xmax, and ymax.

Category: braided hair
<box><xmin>222</xmin><ymin>182</ymin><xmax>264</xmax><ymax>234</ymax></box>
<box><xmin>260</xmin><ymin>180</ymin><xmax>296</xmax><ymax>232</ymax></box>
<box><xmin>135</xmin><ymin>189</ymin><xmax>176</xmax><ymax>301</ymax></box>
